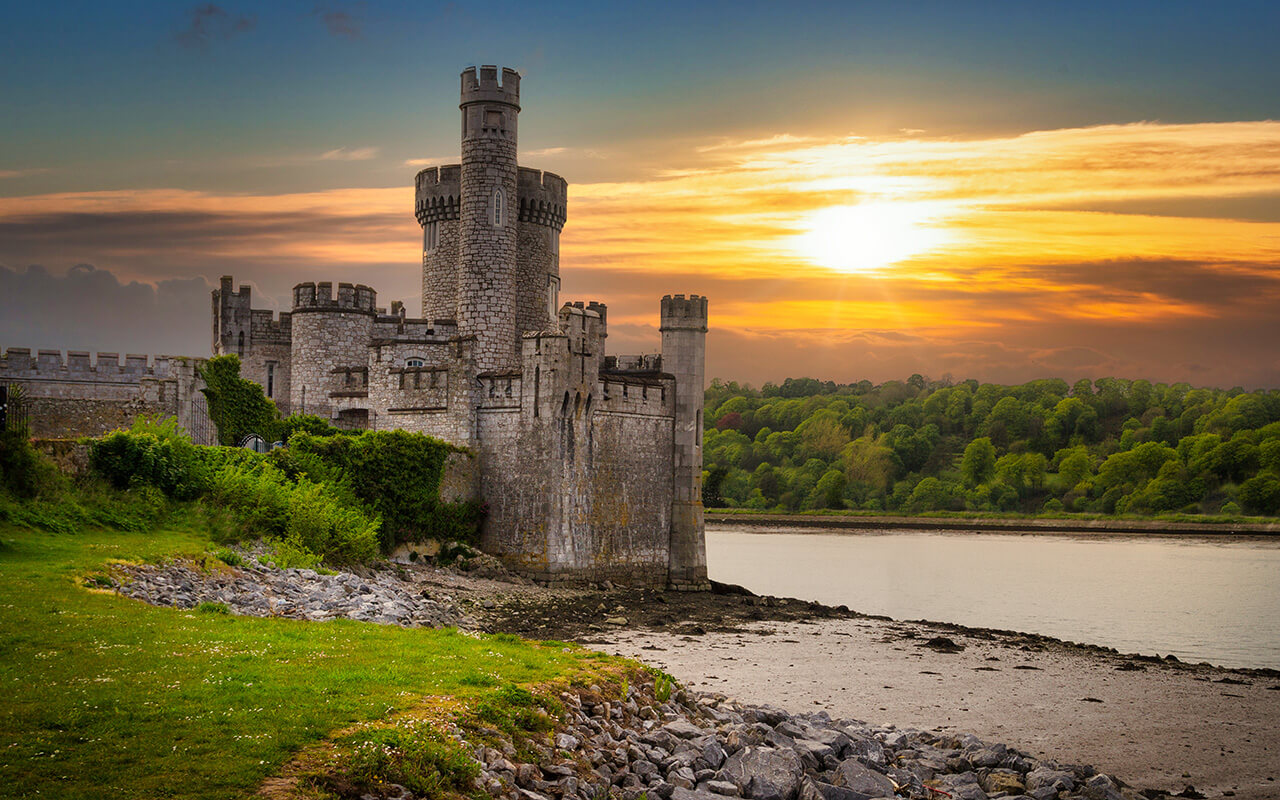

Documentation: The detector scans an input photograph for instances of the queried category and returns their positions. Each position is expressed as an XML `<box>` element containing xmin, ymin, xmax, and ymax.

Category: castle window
<box><xmin>492</xmin><ymin>189</ymin><xmax>504</xmax><ymax>227</ymax></box>
<box><xmin>237</xmin><ymin>331</ymin><xmax>245</xmax><ymax>357</ymax></box>
<box><xmin>424</xmin><ymin>222</ymin><xmax>439</xmax><ymax>252</ymax></box>
<box><xmin>547</xmin><ymin>276</ymin><xmax>560</xmax><ymax>320</ymax></box>
<box><xmin>406</xmin><ymin>358</ymin><xmax>424</xmax><ymax>367</ymax></box>
<box><xmin>485</xmin><ymin>109</ymin><xmax>502</xmax><ymax>131</ymax></box>
<box><xmin>550</xmin><ymin>230</ymin><xmax>560</xmax><ymax>256</ymax></box>
<box><xmin>266</xmin><ymin>363</ymin><xmax>275</xmax><ymax>398</ymax></box>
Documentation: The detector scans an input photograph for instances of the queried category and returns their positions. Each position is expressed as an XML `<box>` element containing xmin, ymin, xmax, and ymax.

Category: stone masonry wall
<box><xmin>289</xmin><ymin>309</ymin><xmax>373</xmax><ymax>420</ymax></box>
<box><xmin>457</xmin><ymin>66</ymin><xmax>520</xmax><ymax>373</ymax></box>
<box><xmin>1</xmin><ymin>349</ymin><xmax>206</xmax><ymax>438</ymax></box>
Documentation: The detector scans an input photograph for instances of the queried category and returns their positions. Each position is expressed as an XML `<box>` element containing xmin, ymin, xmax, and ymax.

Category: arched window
<box><xmin>406</xmin><ymin>358</ymin><xmax>424</xmax><ymax>367</ymax></box>
<box><xmin>492</xmin><ymin>189</ymin><xmax>504</xmax><ymax>227</ymax></box>
<box><xmin>423</xmin><ymin>222</ymin><xmax>439</xmax><ymax>252</ymax></box>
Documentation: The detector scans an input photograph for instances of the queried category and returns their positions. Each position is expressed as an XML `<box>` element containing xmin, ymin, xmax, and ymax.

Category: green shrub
<box><xmin>0</xmin><ymin>429</ymin><xmax>63</xmax><ymax>499</ymax></box>
<box><xmin>198</xmin><ymin>355</ymin><xmax>281</xmax><ymax>446</ymax></box>
<box><xmin>342</xmin><ymin>722</ymin><xmax>479</xmax><ymax>800</ymax></box>
<box><xmin>287</xmin><ymin>431</ymin><xmax>474</xmax><ymax>551</ymax></box>
<box><xmin>277</xmin><ymin>414</ymin><xmax>344</xmax><ymax>443</ymax></box>
<box><xmin>195</xmin><ymin>601</ymin><xmax>229</xmax><ymax>614</ymax></box>
<box><xmin>90</xmin><ymin>416</ymin><xmax>205</xmax><ymax>500</ymax></box>
<box><xmin>475</xmin><ymin>684</ymin><xmax>561</xmax><ymax>737</ymax></box>
<box><xmin>207</xmin><ymin>461</ymin><xmax>379</xmax><ymax>565</ymax></box>
<box><xmin>211</xmin><ymin>547</ymin><xmax>242</xmax><ymax>567</ymax></box>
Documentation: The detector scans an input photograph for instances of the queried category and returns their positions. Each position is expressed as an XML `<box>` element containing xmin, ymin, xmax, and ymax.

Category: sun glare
<box><xmin>793</xmin><ymin>202</ymin><xmax>952</xmax><ymax>274</ymax></box>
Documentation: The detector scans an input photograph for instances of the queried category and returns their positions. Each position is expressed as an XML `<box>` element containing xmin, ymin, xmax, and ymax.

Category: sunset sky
<box><xmin>3</xmin><ymin>1</ymin><xmax>1279</xmax><ymax>388</ymax></box>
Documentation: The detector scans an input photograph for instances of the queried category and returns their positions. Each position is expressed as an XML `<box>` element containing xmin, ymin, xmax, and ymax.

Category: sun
<box><xmin>793</xmin><ymin>202</ymin><xmax>952</xmax><ymax>273</ymax></box>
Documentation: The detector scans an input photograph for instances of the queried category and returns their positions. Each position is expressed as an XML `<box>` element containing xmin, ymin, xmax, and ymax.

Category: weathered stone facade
<box><xmin>0</xmin><ymin>349</ymin><xmax>210</xmax><ymax>440</ymax></box>
<box><xmin>210</xmin><ymin>66</ymin><xmax>711</xmax><ymax>588</ymax></box>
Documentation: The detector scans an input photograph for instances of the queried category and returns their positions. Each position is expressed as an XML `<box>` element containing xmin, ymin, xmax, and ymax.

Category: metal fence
<box><xmin>187</xmin><ymin>396</ymin><xmax>218</xmax><ymax>446</ymax></box>
<box><xmin>0</xmin><ymin>384</ymin><xmax>30</xmax><ymax>434</ymax></box>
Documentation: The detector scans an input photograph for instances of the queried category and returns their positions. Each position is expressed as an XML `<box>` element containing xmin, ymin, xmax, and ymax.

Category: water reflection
<box><xmin>707</xmin><ymin>526</ymin><xmax>1280</xmax><ymax>670</ymax></box>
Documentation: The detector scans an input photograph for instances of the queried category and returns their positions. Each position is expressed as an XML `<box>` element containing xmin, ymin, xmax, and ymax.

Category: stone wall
<box><xmin>457</xmin><ymin>66</ymin><xmax>521</xmax><ymax>373</ymax></box>
<box><xmin>288</xmin><ymin>288</ymin><xmax>375</xmax><ymax>421</ymax></box>
<box><xmin>0</xmin><ymin>349</ymin><xmax>208</xmax><ymax>439</ymax></box>
<box><xmin>416</xmin><ymin>164</ymin><xmax>462</xmax><ymax>323</ymax></box>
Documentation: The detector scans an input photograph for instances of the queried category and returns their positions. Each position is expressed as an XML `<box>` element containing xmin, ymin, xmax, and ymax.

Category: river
<box><xmin>706</xmin><ymin>524</ymin><xmax>1280</xmax><ymax>670</ymax></box>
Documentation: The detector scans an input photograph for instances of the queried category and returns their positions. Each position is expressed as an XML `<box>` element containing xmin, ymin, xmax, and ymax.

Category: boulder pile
<box><xmin>460</xmin><ymin>680</ymin><xmax>1136</xmax><ymax>800</ymax></box>
<box><xmin>110</xmin><ymin>555</ymin><xmax>476</xmax><ymax>629</ymax></box>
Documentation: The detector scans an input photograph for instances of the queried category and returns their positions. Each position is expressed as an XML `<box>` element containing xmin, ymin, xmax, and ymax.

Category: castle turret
<box><xmin>289</xmin><ymin>281</ymin><xmax>376</xmax><ymax>427</ymax></box>
<box><xmin>661</xmin><ymin>294</ymin><xmax>710</xmax><ymax>589</ymax></box>
<box><xmin>456</xmin><ymin>65</ymin><xmax>521</xmax><ymax>372</ymax></box>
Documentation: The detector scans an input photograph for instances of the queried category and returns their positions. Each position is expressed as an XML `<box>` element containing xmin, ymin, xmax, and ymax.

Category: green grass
<box><xmin>0</xmin><ymin>516</ymin><xmax>613</xmax><ymax>799</ymax></box>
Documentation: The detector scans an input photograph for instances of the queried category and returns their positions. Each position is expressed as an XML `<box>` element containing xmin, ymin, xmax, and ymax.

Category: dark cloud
<box><xmin>174</xmin><ymin>4</ymin><xmax>256</xmax><ymax>49</ymax></box>
<box><xmin>0</xmin><ymin>265</ymin><xmax>214</xmax><ymax>358</ymax></box>
<box><xmin>313</xmin><ymin>4</ymin><xmax>363</xmax><ymax>39</ymax></box>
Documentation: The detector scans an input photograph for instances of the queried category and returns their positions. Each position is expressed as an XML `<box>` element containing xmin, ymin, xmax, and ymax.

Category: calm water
<box><xmin>707</xmin><ymin>526</ymin><xmax>1280</xmax><ymax>670</ymax></box>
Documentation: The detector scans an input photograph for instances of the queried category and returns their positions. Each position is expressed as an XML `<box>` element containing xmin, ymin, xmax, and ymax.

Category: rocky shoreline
<box><xmin>447</xmin><ymin>673</ymin><xmax>1141</xmax><ymax>800</ymax></box>
<box><xmin>104</xmin><ymin>554</ymin><xmax>1277</xmax><ymax>799</ymax></box>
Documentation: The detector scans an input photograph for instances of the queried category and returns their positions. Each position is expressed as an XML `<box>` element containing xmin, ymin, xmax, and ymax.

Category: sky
<box><xmin>2</xmin><ymin>1</ymin><xmax>1279</xmax><ymax>389</ymax></box>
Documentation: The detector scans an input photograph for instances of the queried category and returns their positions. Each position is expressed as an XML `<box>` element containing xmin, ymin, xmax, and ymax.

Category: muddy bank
<box><xmin>481</xmin><ymin>585</ymin><xmax>1280</xmax><ymax>800</ymax></box>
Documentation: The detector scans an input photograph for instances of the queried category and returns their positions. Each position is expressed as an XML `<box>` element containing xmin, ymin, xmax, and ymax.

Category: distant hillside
<box><xmin>701</xmin><ymin>376</ymin><xmax>1280</xmax><ymax>518</ymax></box>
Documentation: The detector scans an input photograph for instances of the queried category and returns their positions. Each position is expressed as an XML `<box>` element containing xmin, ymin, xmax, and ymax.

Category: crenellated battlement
<box><xmin>415</xmin><ymin>165</ymin><xmax>462</xmax><ymax>226</ymax></box>
<box><xmin>1</xmin><ymin>347</ymin><xmax>183</xmax><ymax>380</ymax></box>
<box><xmin>517</xmin><ymin>168</ymin><xmax>568</xmax><ymax>230</ymax></box>
<box><xmin>292</xmin><ymin>281</ymin><xmax>377</xmax><ymax>313</ymax></box>
<box><xmin>660</xmin><ymin>294</ymin><xmax>709</xmax><ymax>332</ymax></box>
<box><xmin>460</xmin><ymin>65</ymin><xmax>520</xmax><ymax>109</ymax></box>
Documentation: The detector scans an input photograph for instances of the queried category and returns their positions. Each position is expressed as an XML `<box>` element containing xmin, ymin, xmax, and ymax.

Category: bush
<box><xmin>198</xmin><ymin>355</ymin><xmax>281</xmax><ymax>446</ymax></box>
<box><xmin>342</xmin><ymin>721</ymin><xmax>479</xmax><ymax>800</ymax></box>
<box><xmin>0</xmin><ymin>430</ymin><xmax>62</xmax><ymax>499</ymax></box>
<box><xmin>207</xmin><ymin>460</ymin><xmax>380</xmax><ymax>565</ymax></box>
<box><xmin>286</xmin><ymin>431</ymin><xmax>473</xmax><ymax>551</ymax></box>
<box><xmin>90</xmin><ymin>416</ymin><xmax>205</xmax><ymax>500</ymax></box>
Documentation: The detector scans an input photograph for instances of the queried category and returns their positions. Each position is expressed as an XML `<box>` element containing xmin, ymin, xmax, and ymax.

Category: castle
<box><xmin>209</xmin><ymin>67</ymin><xmax>710</xmax><ymax>588</ymax></box>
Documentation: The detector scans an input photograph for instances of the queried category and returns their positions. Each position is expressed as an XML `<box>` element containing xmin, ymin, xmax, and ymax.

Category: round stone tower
<box><xmin>416</xmin><ymin>165</ymin><xmax>461</xmax><ymax>324</ymax></box>
<box><xmin>288</xmin><ymin>281</ymin><xmax>376</xmax><ymax>425</ymax></box>
<box><xmin>457</xmin><ymin>65</ymin><xmax>520</xmax><ymax>373</ymax></box>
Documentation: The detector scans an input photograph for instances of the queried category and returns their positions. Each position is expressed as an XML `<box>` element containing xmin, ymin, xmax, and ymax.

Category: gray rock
<box><xmin>1083</xmin><ymin>773</ymin><xmax>1124</xmax><ymax>800</ymax></box>
<box><xmin>1025</xmin><ymin>767</ymin><xmax>1075</xmax><ymax>793</ymax></box>
<box><xmin>707</xmin><ymin>780</ymin><xmax>740</xmax><ymax>796</ymax></box>
<box><xmin>555</xmin><ymin>733</ymin><xmax>580</xmax><ymax>751</ymax></box>
<box><xmin>665</xmin><ymin>720</ymin><xmax>706</xmax><ymax>739</ymax></box>
<box><xmin>671</xmin><ymin>788</ymin><xmax>721</xmax><ymax>800</ymax></box>
<box><xmin>830</xmin><ymin>760</ymin><xmax>896</xmax><ymax>800</ymax></box>
<box><xmin>720</xmin><ymin>746</ymin><xmax>805</xmax><ymax>800</ymax></box>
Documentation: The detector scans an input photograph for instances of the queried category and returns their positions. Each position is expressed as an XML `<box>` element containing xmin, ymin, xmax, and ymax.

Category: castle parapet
<box><xmin>461</xmin><ymin>65</ymin><xmax>520</xmax><ymax>110</ymax></box>
<box><xmin>660</xmin><ymin>294</ymin><xmax>709</xmax><ymax>332</ymax></box>
<box><xmin>415</xmin><ymin>165</ymin><xmax>462</xmax><ymax>225</ymax></box>
<box><xmin>292</xmin><ymin>281</ymin><xmax>377</xmax><ymax>313</ymax></box>
<box><xmin>517</xmin><ymin>168</ymin><xmax>568</xmax><ymax>230</ymax></box>
<box><xmin>1</xmin><ymin>348</ymin><xmax>180</xmax><ymax>381</ymax></box>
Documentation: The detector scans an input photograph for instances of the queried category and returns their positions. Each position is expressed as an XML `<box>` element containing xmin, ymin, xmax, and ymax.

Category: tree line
<box><xmin>701</xmin><ymin>375</ymin><xmax>1280</xmax><ymax>517</ymax></box>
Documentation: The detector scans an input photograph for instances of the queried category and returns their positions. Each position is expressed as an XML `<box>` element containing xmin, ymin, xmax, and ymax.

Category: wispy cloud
<box><xmin>319</xmin><ymin>146</ymin><xmax>379</xmax><ymax>161</ymax></box>
<box><xmin>312</xmin><ymin>4</ymin><xmax>363</xmax><ymax>39</ymax></box>
<box><xmin>403</xmin><ymin>157</ymin><xmax>451</xmax><ymax>168</ymax></box>
<box><xmin>0</xmin><ymin>168</ymin><xmax>48</xmax><ymax>179</ymax></box>
<box><xmin>3</xmin><ymin>120</ymin><xmax>1280</xmax><ymax>386</ymax></box>
<box><xmin>174</xmin><ymin>4</ymin><xmax>255</xmax><ymax>49</ymax></box>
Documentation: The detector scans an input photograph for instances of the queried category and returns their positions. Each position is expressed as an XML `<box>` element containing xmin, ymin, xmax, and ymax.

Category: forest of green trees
<box><xmin>701</xmin><ymin>375</ymin><xmax>1280</xmax><ymax>518</ymax></box>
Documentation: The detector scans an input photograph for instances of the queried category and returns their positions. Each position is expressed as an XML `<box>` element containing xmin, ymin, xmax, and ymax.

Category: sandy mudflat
<box><xmin>593</xmin><ymin>617</ymin><xmax>1280</xmax><ymax>800</ymax></box>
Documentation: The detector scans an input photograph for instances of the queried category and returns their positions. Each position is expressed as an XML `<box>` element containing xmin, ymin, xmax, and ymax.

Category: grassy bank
<box><xmin>0</xmin><ymin>512</ymin><xmax>622</xmax><ymax>799</ymax></box>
